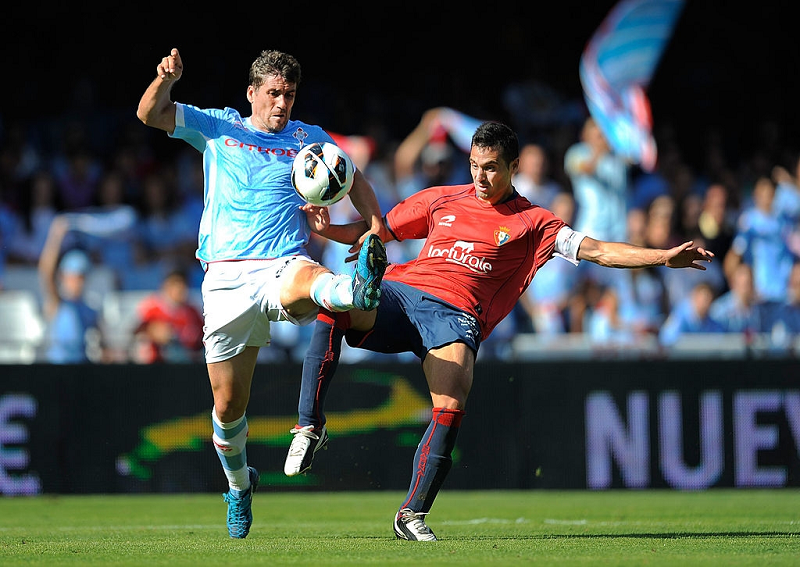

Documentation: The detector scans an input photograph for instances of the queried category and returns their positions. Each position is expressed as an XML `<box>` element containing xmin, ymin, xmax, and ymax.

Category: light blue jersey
<box><xmin>564</xmin><ymin>142</ymin><xmax>630</xmax><ymax>242</ymax></box>
<box><xmin>731</xmin><ymin>208</ymin><xmax>796</xmax><ymax>302</ymax></box>
<box><xmin>171</xmin><ymin>103</ymin><xmax>336</xmax><ymax>263</ymax></box>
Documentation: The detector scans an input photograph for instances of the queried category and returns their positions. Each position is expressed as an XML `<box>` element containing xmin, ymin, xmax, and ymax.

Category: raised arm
<box><xmin>394</xmin><ymin>108</ymin><xmax>443</xmax><ymax>180</ymax></box>
<box><xmin>577</xmin><ymin>237</ymin><xmax>714</xmax><ymax>270</ymax></box>
<box><xmin>136</xmin><ymin>47</ymin><xmax>183</xmax><ymax>133</ymax></box>
<box><xmin>38</xmin><ymin>216</ymin><xmax>69</xmax><ymax>320</ymax></box>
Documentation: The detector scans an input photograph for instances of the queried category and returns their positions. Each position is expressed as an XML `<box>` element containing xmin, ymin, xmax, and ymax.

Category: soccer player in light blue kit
<box><xmin>137</xmin><ymin>47</ymin><xmax>387</xmax><ymax>538</ymax></box>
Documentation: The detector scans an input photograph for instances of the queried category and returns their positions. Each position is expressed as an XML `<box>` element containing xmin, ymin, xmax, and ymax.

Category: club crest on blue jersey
<box><xmin>494</xmin><ymin>227</ymin><xmax>510</xmax><ymax>246</ymax></box>
<box><xmin>293</xmin><ymin>127</ymin><xmax>308</xmax><ymax>147</ymax></box>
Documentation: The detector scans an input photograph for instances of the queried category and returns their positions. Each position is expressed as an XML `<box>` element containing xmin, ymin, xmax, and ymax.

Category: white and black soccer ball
<box><xmin>291</xmin><ymin>142</ymin><xmax>355</xmax><ymax>206</ymax></box>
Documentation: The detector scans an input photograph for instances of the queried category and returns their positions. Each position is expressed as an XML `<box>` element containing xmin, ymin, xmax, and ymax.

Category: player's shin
<box><xmin>400</xmin><ymin>408</ymin><xmax>465</xmax><ymax>513</ymax></box>
<box><xmin>211</xmin><ymin>408</ymin><xmax>251</xmax><ymax>491</ymax></box>
<box><xmin>297</xmin><ymin>309</ymin><xmax>349</xmax><ymax>428</ymax></box>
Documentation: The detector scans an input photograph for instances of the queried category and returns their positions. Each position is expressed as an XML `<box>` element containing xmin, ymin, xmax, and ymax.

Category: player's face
<box><xmin>469</xmin><ymin>146</ymin><xmax>518</xmax><ymax>205</ymax></box>
<box><xmin>247</xmin><ymin>74</ymin><xmax>297</xmax><ymax>133</ymax></box>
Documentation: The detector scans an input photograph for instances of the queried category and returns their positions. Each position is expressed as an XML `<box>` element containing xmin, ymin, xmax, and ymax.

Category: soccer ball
<box><xmin>291</xmin><ymin>142</ymin><xmax>355</xmax><ymax>206</ymax></box>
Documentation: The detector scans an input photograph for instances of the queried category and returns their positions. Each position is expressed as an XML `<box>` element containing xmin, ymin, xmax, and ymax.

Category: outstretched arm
<box><xmin>303</xmin><ymin>203</ymin><xmax>396</xmax><ymax>261</ymax></box>
<box><xmin>136</xmin><ymin>47</ymin><xmax>183</xmax><ymax>133</ymax></box>
<box><xmin>577</xmin><ymin>237</ymin><xmax>714</xmax><ymax>270</ymax></box>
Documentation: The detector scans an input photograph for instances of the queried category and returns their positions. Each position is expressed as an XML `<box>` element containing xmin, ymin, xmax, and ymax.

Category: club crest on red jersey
<box><xmin>494</xmin><ymin>227</ymin><xmax>511</xmax><ymax>246</ymax></box>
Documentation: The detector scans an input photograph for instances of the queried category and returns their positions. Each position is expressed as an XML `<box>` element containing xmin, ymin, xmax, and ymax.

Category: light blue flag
<box><xmin>580</xmin><ymin>0</ymin><xmax>685</xmax><ymax>171</ymax></box>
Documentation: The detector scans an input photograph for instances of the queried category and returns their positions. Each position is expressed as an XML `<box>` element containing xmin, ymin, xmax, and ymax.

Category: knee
<box><xmin>215</xmin><ymin>405</ymin><xmax>241</xmax><ymax>422</ymax></box>
<box><xmin>212</xmin><ymin>389</ymin><xmax>248</xmax><ymax>422</ymax></box>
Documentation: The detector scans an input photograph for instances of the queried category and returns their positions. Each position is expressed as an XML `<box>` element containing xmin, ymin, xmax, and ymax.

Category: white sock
<box><xmin>211</xmin><ymin>408</ymin><xmax>250</xmax><ymax>492</ymax></box>
<box><xmin>310</xmin><ymin>272</ymin><xmax>354</xmax><ymax>312</ymax></box>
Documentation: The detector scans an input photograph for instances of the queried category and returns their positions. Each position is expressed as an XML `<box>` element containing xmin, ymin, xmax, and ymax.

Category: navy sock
<box><xmin>297</xmin><ymin>309</ymin><xmax>349</xmax><ymax>428</ymax></box>
<box><xmin>400</xmin><ymin>407</ymin><xmax>465</xmax><ymax>514</ymax></box>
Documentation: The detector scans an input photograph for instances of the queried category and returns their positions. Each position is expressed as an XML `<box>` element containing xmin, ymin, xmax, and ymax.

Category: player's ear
<box><xmin>246</xmin><ymin>85</ymin><xmax>255</xmax><ymax>104</ymax></box>
<box><xmin>509</xmin><ymin>157</ymin><xmax>520</xmax><ymax>176</ymax></box>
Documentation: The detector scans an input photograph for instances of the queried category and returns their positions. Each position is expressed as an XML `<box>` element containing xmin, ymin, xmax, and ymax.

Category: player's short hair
<box><xmin>249</xmin><ymin>50</ymin><xmax>302</xmax><ymax>89</ymax></box>
<box><xmin>471</xmin><ymin>121</ymin><xmax>519</xmax><ymax>166</ymax></box>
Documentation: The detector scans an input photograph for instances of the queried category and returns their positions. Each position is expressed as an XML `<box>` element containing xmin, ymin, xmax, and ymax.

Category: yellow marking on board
<box><xmin>249</xmin><ymin>376</ymin><xmax>430</xmax><ymax>437</ymax></box>
<box><xmin>126</xmin><ymin>377</ymin><xmax>430</xmax><ymax>464</ymax></box>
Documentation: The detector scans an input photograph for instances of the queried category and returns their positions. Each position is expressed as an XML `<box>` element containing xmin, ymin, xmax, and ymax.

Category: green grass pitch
<box><xmin>1</xmin><ymin>490</ymin><xmax>798</xmax><ymax>565</ymax></box>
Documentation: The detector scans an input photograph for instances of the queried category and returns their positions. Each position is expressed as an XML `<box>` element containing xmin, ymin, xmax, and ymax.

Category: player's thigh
<box><xmin>423</xmin><ymin>342</ymin><xmax>474</xmax><ymax>408</ymax></box>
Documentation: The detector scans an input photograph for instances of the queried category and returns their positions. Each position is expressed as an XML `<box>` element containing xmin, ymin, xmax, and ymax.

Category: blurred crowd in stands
<box><xmin>2</xmin><ymin>77</ymin><xmax>800</xmax><ymax>365</ymax></box>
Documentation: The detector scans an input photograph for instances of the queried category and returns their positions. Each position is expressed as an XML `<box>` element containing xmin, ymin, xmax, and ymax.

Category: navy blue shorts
<box><xmin>345</xmin><ymin>280</ymin><xmax>481</xmax><ymax>360</ymax></box>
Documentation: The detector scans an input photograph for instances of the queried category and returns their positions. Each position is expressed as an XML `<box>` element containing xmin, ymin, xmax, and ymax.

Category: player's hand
<box><xmin>665</xmin><ymin>241</ymin><xmax>715</xmax><ymax>270</ymax></box>
<box><xmin>157</xmin><ymin>48</ymin><xmax>183</xmax><ymax>82</ymax></box>
<box><xmin>346</xmin><ymin>224</ymin><xmax>388</xmax><ymax>263</ymax></box>
<box><xmin>345</xmin><ymin>232</ymin><xmax>374</xmax><ymax>264</ymax></box>
<box><xmin>301</xmin><ymin>203</ymin><xmax>330</xmax><ymax>234</ymax></box>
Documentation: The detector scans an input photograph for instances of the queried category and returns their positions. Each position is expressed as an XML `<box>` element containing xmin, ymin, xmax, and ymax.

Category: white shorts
<box><xmin>201</xmin><ymin>256</ymin><xmax>320</xmax><ymax>363</ymax></box>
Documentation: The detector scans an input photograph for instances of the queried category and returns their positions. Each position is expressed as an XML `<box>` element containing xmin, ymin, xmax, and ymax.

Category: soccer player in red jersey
<box><xmin>285</xmin><ymin>121</ymin><xmax>714</xmax><ymax>541</ymax></box>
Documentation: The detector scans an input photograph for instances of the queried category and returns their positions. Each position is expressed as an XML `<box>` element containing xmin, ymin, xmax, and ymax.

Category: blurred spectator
<box><xmin>679</xmin><ymin>191</ymin><xmax>703</xmax><ymax>241</ymax></box>
<box><xmin>6</xmin><ymin>170</ymin><xmax>61</xmax><ymax>265</ymax></box>
<box><xmin>628</xmin><ymin>144</ymin><xmax>679</xmax><ymax>212</ymax></box>
<box><xmin>771</xmin><ymin>152</ymin><xmax>800</xmax><ymax>222</ymax></box>
<box><xmin>668</xmin><ymin>162</ymin><xmax>703</xmax><ymax>211</ymax></box>
<box><xmin>658</xmin><ymin>281</ymin><xmax>724</xmax><ymax>347</ymax></box>
<box><xmin>709</xmin><ymin>262</ymin><xmax>761</xmax><ymax>334</ymax></box>
<box><xmin>723</xmin><ymin>176</ymin><xmax>798</xmax><ymax>303</ymax></box>
<box><xmin>564</xmin><ymin>116</ymin><xmax>630</xmax><ymax>243</ymax></box>
<box><xmin>694</xmin><ymin>182</ymin><xmax>736</xmax><ymax>260</ymax></box>
<box><xmin>566</xmin><ymin>277</ymin><xmax>605</xmax><ymax>334</ymax></box>
<box><xmin>518</xmin><ymin>192</ymin><xmax>578</xmax><ymax>334</ymax></box>
<box><xmin>38</xmin><ymin>216</ymin><xmax>102</xmax><ymax>363</ymax></box>
<box><xmin>135</xmin><ymin>170</ymin><xmax>200</xmax><ymax>289</ymax></box>
<box><xmin>585</xmin><ymin>286</ymin><xmax>638</xmax><ymax>345</ymax></box>
<box><xmin>565</xmin><ymin>116</ymin><xmax>632</xmax><ymax>290</ymax></box>
<box><xmin>757</xmin><ymin>261</ymin><xmax>800</xmax><ymax>347</ymax></box>
<box><xmin>133</xmin><ymin>269</ymin><xmax>204</xmax><ymax>363</ymax></box>
<box><xmin>608</xmin><ymin>265</ymin><xmax>669</xmax><ymax>338</ymax></box>
<box><xmin>512</xmin><ymin>143</ymin><xmax>562</xmax><ymax>208</ymax></box>
<box><xmin>394</xmin><ymin>108</ymin><xmax>471</xmax><ymax>201</ymax></box>
<box><xmin>700</xmin><ymin>129</ymin><xmax>740</xmax><ymax>209</ymax></box>
<box><xmin>643</xmin><ymin>194</ymin><xmax>680</xmax><ymax>250</ymax></box>
<box><xmin>89</xmin><ymin>169</ymin><xmax>144</xmax><ymax>283</ymax></box>
<box><xmin>0</xmin><ymin>200</ymin><xmax>20</xmax><ymax>287</ymax></box>
<box><xmin>50</xmin><ymin>130</ymin><xmax>103</xmax><ymax>210</ymax></box>
<box><xmin>656</xmin><ymin>188</ymin><xmax>728</xmax><ymax>309</ymax></box>
<box><xmin>0</xmin><ymin>121</ymin><xmax>42</xmax><ymax>211</ymax></box>
<box><xmin>109</xmin><ymin>120</ymin><xmax>158</xmax><ymax>201</ymax></box>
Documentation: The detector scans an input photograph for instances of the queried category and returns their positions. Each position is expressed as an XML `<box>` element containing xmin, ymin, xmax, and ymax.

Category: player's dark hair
<box><xmin>471</xmin><ymin>121</ymin><xmax>519</xmax><ymax>166</ymax></box>
<box><xmin>250</xmin><ymin>50</ymin><xmax>302</xmax><ymax>89</ymax></box>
